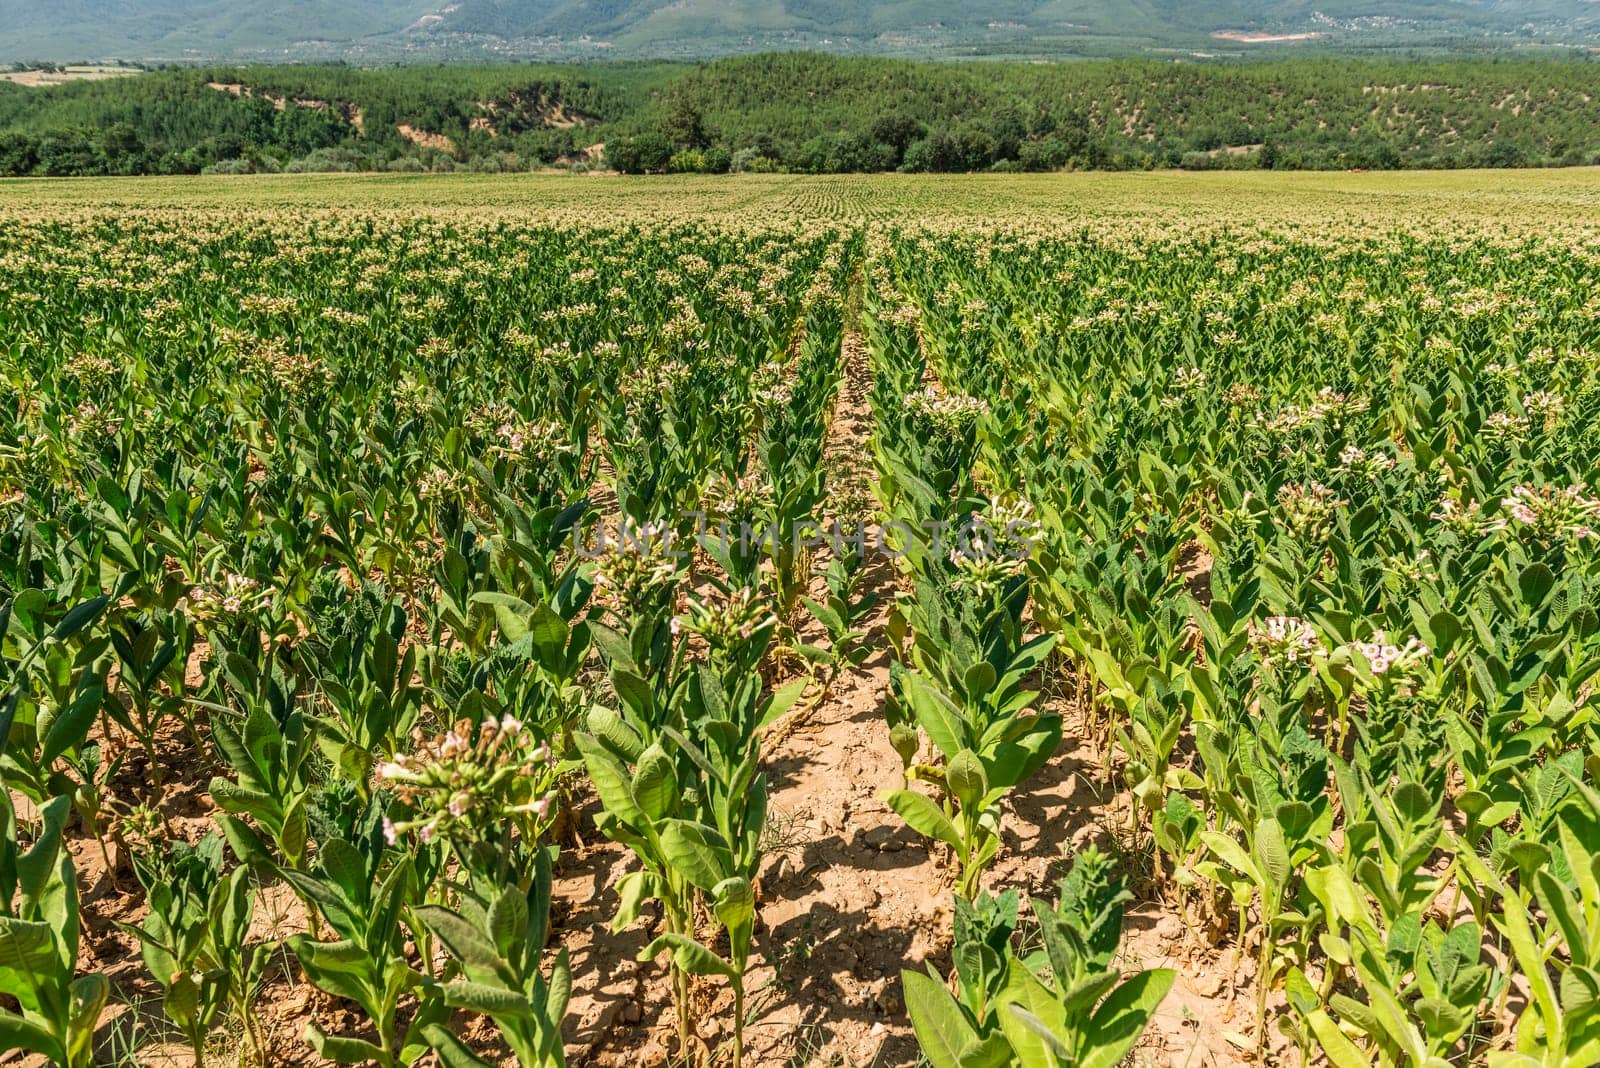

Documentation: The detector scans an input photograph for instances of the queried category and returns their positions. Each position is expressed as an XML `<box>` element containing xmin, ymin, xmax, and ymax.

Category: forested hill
<box><xmin>3</xmin><ymin>54</ymin><xmax>1600</xmax><ymax>177</ymax></box>
<box><xmin>2</xmin><ymin>0</ymin><xmax>1597</xmax><ymax>63</ymax></box>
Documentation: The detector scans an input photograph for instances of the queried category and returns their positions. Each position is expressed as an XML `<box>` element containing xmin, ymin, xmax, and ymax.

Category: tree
<box><xmin>987</xmin><ymin>104</ymin><xmax>1026</xmax><ymax>161</ymax></box>
<box><xmin>869</xmin><ymin>113</ymin><xmax>922</xmax><ymax>163</ymax></box>
<box><xmin>604</xmin><ymin>139</ymin><xmax>642</xmax><ymax>174</ymax></box>
<box><xmin>660</xmin><ymin>94</ymin><xmax>708</xmax><ymax>150</ymax></box>
<box><xmin>633</xmin><ymin>132</ymin><xmax>674</xmax><ymax>174</ymax></box>
<box><xmin>98</xmin><ymin>122</ymin><xmax>146</xmax><ymax>175</ymax></box>
<box><xmin>0</xmin><ymin>132</ymin><xmax>39</xmax><ymax>176</ymax></box>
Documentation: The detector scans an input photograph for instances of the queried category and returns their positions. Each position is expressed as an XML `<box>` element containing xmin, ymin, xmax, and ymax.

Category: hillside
<box><xmin>3</xmin><ymin>54</ymin><xmax>1600</xmax><ymax>176</ymax></box>
<box><xmin>1</xmin><ymin>0</ymin><xmax>1598</xmax><ymax>62</ymax></box>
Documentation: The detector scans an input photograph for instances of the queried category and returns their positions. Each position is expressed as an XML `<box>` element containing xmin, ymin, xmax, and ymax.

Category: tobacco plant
<box><xmin>0</xmin><ymin>794</ymin><xmax>107</xmax><ymax>1068</ymax></box>
<box><xmin>416</xmin><ymin>846</ymin><xmax>570</xmax><ymax>1068</ymax></box>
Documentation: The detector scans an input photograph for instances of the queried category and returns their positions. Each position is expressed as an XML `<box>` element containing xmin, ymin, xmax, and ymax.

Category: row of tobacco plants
<box><xmin>873</xmin><ymin>223</ymin><xmax>1600</xmax><ymax>1065</ymax></box>
<box><xmin>0</xmin><ymin>210</ymin><xmax>902</xmax><ymax>1066</ymax></box>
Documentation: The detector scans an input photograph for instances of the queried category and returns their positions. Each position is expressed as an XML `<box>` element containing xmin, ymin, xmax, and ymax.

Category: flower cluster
<box><xmin>1380</xmin><ymin>549</ymin><xmax>1438</xmax><ymax>584</ymax></box>
<box><xmin>880</xmin><ymin>304</ymin><xmax>921</xmax><ymax>327</ymax></box>
<box><xmin>244</xmin><ymin>338</ymin><xmax>328</xmax><ymax>395</ymax></box>
<box><xmin>65</xmin><ymin>401</ymin><xmax>121</xmax><ymax>441</ymax></box>
<box><xmin>1337</xmin><ymin>444</ymin><xmax>1396</xmax><ymax>477</ymax></box>
<box><xmin>1431</xmin><ymin>496</ymin><xmax>1491</xmax><ymax>538</ymax></box>
<box><xmin>702</xmin><ymin>471</ymin><xmax>775</xmax><ymax>520</ymax></box>
<box><xmin>1258</xmin><ymin>388</ymin><xmax>1370</xmax><ymax>433</ymax></box>
<box><xmin>1225</xmin><ymin>383</ymin><xmax>1263</xmax><ymax>407</ymax></box>
<box><xmin>1348</xmin><ymin>632</ymin><xmax>1431</xmax><ymax>678</ymax></box>
<box><xmin>590</xmin><ymin>518</ymin><xmax>682</xmax><ymax>613</ymax></box>
<box><xmin>486</xmin><ymin>418</ymin><xmax>571</xmax><ymax>465</ymax></box>
<box><xmin>63</xmin><ymin>352</ymin><xmax>118</xmax><ymax>388</ymax></box>
<box><xmin>1247</xmin><ymin>615</ymin><xmax>1326</xmax><ymax>670</ymax></box>
<box><xmin>380</xmin><ymin>716</ymin><xmax>558</xmax><ymax>847</ymax></box>
<box><xmin>416</xmin><ymin>337</ymin><xmax>454</xmax><ymax>360</ymax></box>
<box><xmin>673</xmin><ymin>586</ymin><xmax>777</xmax><ymax>652</ymax></box>
<box><xmin>1494</xmin><ymin>483</ymin><xmax>1600</xmax><ymax>543</ymax></box>
<box><xmin>750</xmin><ymin>360</ymin><xmax>794</xmax><ymax>409</ymax></box>
<box><xmin>619</xmin><ymin>359</ymin><xmax>691</xmax><ymax>400</ymax></box>
<box><xmin>1162</xmin><ymin>366</ymin><xmax>1209</xmax><ymax>406</ymax></box>
<box><xmin>906</xmin><ymin>385</ymin><xmax>989</xmax><ymax>431</ymax></box>
<box><xmin>417</xmin><ymin>465</ymin><xmax>474</xmax><ymax>504</ymax></box>
<box><xmin>239</xmin><ymin>294</ymin><xmax>298</xmax><ymax>316</ymax></box>
<box><xmin>1481</xmin><ymin>411</ymin><xmax>1530</xmax><ymax>442</ymax></box>
<box><xmin>1522</xmin><ymin>390</ymin><xmax>1566</xmax><ymax>427</ymax></box>
<box><xmin>1278</xmin><ymin>482</ymin><xmax>1345</xmax><ymax>536</ymax></box>
<box><xmin>389</xmin><ymin>378</ymin><xmax>433</xmax><ymax>419</ymax></box>
<box><xmin>948</xmin><ymin>497</ymin><xmax>1036</xmax><ymax>591</ymax></box>
<box><xmin>181</xmin><ymin>573</ymin><xmax>268</xmax><ymax>624</ymax></box>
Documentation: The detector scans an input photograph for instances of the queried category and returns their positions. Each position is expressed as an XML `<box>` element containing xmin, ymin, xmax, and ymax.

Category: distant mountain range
<box><xmin>3</xmin><ymin>0</ymin><xmax>1599</xmax><ymax>63</ymax></box>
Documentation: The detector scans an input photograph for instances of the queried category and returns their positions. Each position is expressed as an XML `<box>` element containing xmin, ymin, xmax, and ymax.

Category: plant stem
<box><xmin>1254</xmin><ymin>907</ymin><xmax>1274</xmax><ymax>1056</ymax></box>
<box><xmin>732</xmin><ymin>978</ymin><xmax>745</xmax><ymax>1068</ymax></box>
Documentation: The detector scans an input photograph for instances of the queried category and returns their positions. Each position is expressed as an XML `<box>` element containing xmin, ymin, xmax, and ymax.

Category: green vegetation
<box><xmin>4</xmin><ymin>53</ymin><xmax>1600</xmax><ymax>177</ymax></box>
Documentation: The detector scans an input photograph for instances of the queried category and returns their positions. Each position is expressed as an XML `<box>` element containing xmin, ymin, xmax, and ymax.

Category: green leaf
<box><xmin>422</xmin><ymin>1023</ymin><xmax>494</xmax><ymax>1068</ymax></box>
<box><xmin>712</xmin><ymin>877</ymin><xmax>755</xmax><ymax>935</ymax></box>
<box><xmin>414</xmin><ymin>906</ymin><xmax>504</xmax><ymax>975</ymax></box>
<box><xmin>903</xmin><ymin>968</ymin><xmax>978</xmax><ymax>1068</ymax></box>
<box><xmin>1252</xmin><ymin>818</ymin><xmax>1290</xmax><ymax>893</ymax></box>
<box><xmin>585</xmin><ymin>706</ymin><xmax>644</xmax><ymax>763</ymax></box>
<box><xmin>757</xmin><ymin>677</ymin><xmax>810</xmax><ymax>731</ymax></box>
<box><xmin>52</xmin><ymin>596</ymin><xmax>109</xmax><ymax>641</ymax></box>
<box><xmin>318</xmin><ymin>838</ymin><xmax>370</xmax><ymax>911</ymax></box>
<box><xmin>281</xmin><ymin>870</ymin><xmax>364</xmax><ymax>940</ymax></box>
<box><xmin>609</xmin><ymin>669</ymin><xmax>654</xmax><ymax>720</ymax></box>
<box><xmin>67</xmin><ymin>973</ymin><xmax>110</xmax><ymax>1065</ymax></box>
<box><xmin>575</xmin><ymin>732</ymin><xmax>645</xmax><ymax>829</ymax></box>
<box><xmin>658</xmin><ymin>821</ymin><xmax>729</xmax><ymax>891</ymax></box>
<box><xmin>1519</xmin><ymin>563</ymin><xmax>1557</xmax><ymax>609</ymax></box>
<box><xmin>903</xmin><ymin>674</ymin><xmax>967</xmax><ymax>761</ymax></box>
<box><xmin>0</xmin><ymin>918</ymin><xmax>59</xmax><ymax>1013</ymax></box>
<box><xmin>527</xmin><ymin>601</ymin><xmax>570</xmax><ymax>665</ymax></box>
<box><xmin>639</xmin><ymin>933</ymin><xmax>736</xmax><ymax>980</ymax></box>
<box><xmin>441</xmin><ymin>980</ymin><xmax>533</xmax><ymax>1018</ymax></box>
<box><xmin>1305</xmin><ymin>1007</ymin><xmax>1372</xmax><ymax>1068</ymax></box>
<box><xmin>946</xmin><ymin>749</ymin><xmax>987</xmax><ymax>810</ymax></box>
<box><xmin>998</xmin><ymin>965</ymin><xmax>1071</xmax><ymax>1066</ymax></box>
<box><xmin>1200</xmin><ymin>830</ymin><xmax>1260</xmax><ymax>886</ymax></box>
<box><xmin>0</xmin><ymin>1008</ymin><xmax>63</xmax><ymax>1063</ymax></box>
<box><xmin>612</xmin><ymin>870</ymin><xmax>654</xmax><ymax>933</ymax></box>
<box><xmin>631</xmin><ymin>745</ymin><xmax>678</xmax><ymax>822</ymax></box>
<box><xmin>1081</xmin><ymin>969</ymin><xmax>1175</xmax><ymax>1068</ymax></box>
<box><xmin>884</xmin><ymin>789</ymin><xmax>962</xmax><ymax>850</ymax></box>
<box><xmin>469</xmin><ymin>592</ymin><xmax>533</xmax><ymax>642</ymax></box>
<box><xmin>304</xmin><ymin>1021</ymin><xmax>389</xmax><ymax>1064</ymax></box>
<box><xmin>486</xmin><ymin>889</ymin><xmax>529</xmax><ymax>963</ymax></box>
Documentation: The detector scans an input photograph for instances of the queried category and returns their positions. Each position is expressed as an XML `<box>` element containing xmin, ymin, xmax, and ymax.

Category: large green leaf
<box><xmin>0</xmin><ymin>918</ymin><xmax>58</xmax><ymax>1013</ymax></box>
<box><xmin>903</xmin><ymin>968</ymin><xmax>980</xmax><ymax>1068</ymax></box>
<box><xmin>304</xmin><ymin>1021</ymin><xmax>390</xmax><ymax>1065</ymax></box>
<box><xmin>639</xmin><ymin>933</ymin><xmax>736</xmax><ymax>980</ymax></box>
<box><xmin>884</xmin><ymin>789</ymin><xmax>962</xmax><ymax>850</ymax></box>
<box><xmin>422</xmin><ymin>1023</ymin><xmax>494</xmax><ymax>1068</ymax></box>
<box><xmin>1081</xmin><ymin>969</ymin><xmax>1175</xmax><ymax>1068</ymax></box>
<box><xmin>658</xmin><ymin>820</ymin><xmax>729</xmax><ymax>891</ymax></box>
<box><xmin>440</xmin><ymin>979</ymin><xmax>533</xmax><ymax>1018</ymax></box>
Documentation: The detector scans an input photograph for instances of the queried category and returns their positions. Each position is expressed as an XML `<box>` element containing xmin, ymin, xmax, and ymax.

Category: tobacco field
<box><xmin>3</xmin><ymin>171</ymin><xmax>1600</xmax><ymax>1066</ymax></box>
